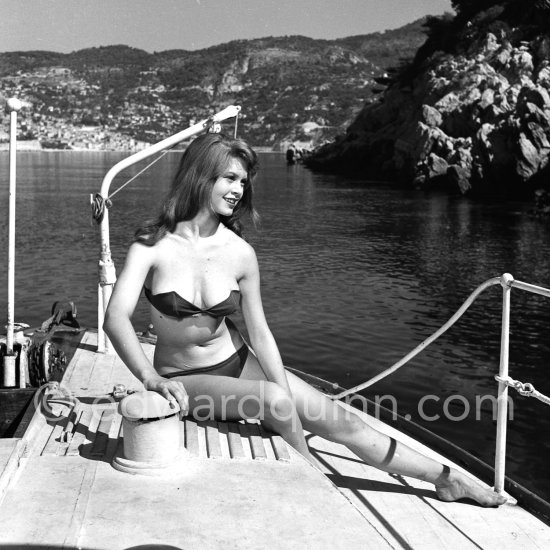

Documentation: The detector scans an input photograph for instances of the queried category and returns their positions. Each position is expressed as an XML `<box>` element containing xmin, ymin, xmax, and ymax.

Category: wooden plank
<box><xmin>105</xmin><ymin>415</ymin><xmax>123</xmax><ymax>463</ymax></box>
<box><xmin>62</xmin><ymin>462</ymin><xmax>99</xmax><ymax>549</ymax></box>
<box><xmin>508</xmin><ymin>514</ymin><xmax>550</xmax><ymax>550</ymax></box>
<box><xmin>0</xmin><ymin>439</ymin><xmax>24</xmax><ymax>507</ymax></box>
<box><xmin>0</xmin><ymin>439</ymin><xmax>19</xmax><ymax>467</ymax></box>
<box><xmin>195</xmin><ymin>420</ymin><xmax>208</xmax><ymax>458</ymax></box>
<box><xmin>257</xmin><ymin>424</ymin><xmax>277</xmax><ymax>461</ymax></box>
<box><xmin>257</xmin><ymin>423</ymin><xmax>289</xmax><ymax>462</ymax></box>
<box><xmin>239</xmin><ymin>421</ymin><xmax>266</xmax><ymax>460</ymax></box>
<box><xmin>429</xmin><ymin>495</ymin><xmax>550</xmax><ymax>550</ymax></box>
<box><xmin>90</xmin><ymin>408</ymin><xmax>115</xmax><ymax>458</ymax></box>
<box><xmin>65</xmin><ymin>350</ymin><xmax>99</xmax><ymax>391</ymax></box>
<box><xmin>41</xmin><ymin>402</ymin><xmax>75</xmax><ymax>456</ymax></box>
<box><xmin>66</xmin><ymin>408</ymin><xmax>92</xmax><ymax>456</ymax></box>
<box><xmin>307</xmin><ymin>431</ymin><xmax>549</xmax><ymax>550</ymax></box>
<box><xmin>222</xmin><ymin>421</ymin><xmax>246</xmax><ymax>459</ymax></box>
<box><xmin>379</xmin><ymin>489</ymin><xmax>460</xmax><ymax>550</ymax></box>
<box><xmin>60</xmin><ymin>331</ymin><xmax>92</xmax><ymax>388</ymax></box>
<box><xmin>205</xmin><ymin>420</ymin><xmax>222</xmax><ymax>458</ymax></box>
<box><xmin>184</xmin><ymin>418</ymin><xmax>200</xmax><ymax>457</ymax></box>
<box><xmin>308</xmin><ymin>433</ymin><xmax>422</xmax><ymax>549</ymax></box>
<box><xmin>102</xmin><ymin>353</ymin><xmax>118</xmax><ymax>392</ymax></box>
<box><xmin>61</xmin><ymin>408</ymin><xmax>83</xmax><ymax>454</ymax></box>
<box><xmin>41</xmin><ymin>420</ymin><xmax>68</xmax><ymax>456</ymax></box>
<box><xmin>22</xmin><ymin>414</ymin><xmax>54</xmax><ymax>459</ymax></box>
<box><xmin>270</xmin><ymin>434</ymin><xmax>291</xmax><ymax>462</ymax></box>
<box><xmin>60</xmin><ymin>401</ymin><xmax>81</xmax><ymax>444</ymax></box>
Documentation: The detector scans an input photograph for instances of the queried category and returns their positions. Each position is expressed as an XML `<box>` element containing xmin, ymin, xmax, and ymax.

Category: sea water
<box><xmin>0</xmin><ymin>150</ymin><xmax>549</xmax><ymax>501</ymax></box>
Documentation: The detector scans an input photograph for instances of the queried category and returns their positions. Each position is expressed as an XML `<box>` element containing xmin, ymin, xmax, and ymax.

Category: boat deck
<box><xmin>0</xmin><ymin>329</ymin><xmax>549</xmax><ymax>549</ymax></box>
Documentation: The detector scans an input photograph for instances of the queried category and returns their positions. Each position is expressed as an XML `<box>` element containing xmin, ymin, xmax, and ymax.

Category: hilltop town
<box><xmin>0</xmin><ymin>64</ymin><xmax>191</xmax><ymax>151</ymax></box>
<box><xmin>0</xmin><ymin>22</ymin><xmax>428</xmax><ymax>151</ymax></box>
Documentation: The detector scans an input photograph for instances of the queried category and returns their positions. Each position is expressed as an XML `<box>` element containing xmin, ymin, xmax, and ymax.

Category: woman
<box><xmin>104</xmin><ymin>132</ymin><xmax>506</xmax><ymax>507</ymax></box>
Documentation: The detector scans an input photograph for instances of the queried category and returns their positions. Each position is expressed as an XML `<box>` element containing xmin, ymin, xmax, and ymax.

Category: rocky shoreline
<box><xmin>306</xmin><ymin>4</ymin><xmax>550</xmax><ymax>201</ymax></box>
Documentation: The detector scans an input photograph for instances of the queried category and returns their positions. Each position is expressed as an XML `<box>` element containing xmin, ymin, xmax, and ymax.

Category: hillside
<box><xmin>0</xmin><ymin>21</ymin><xmax>429</xmax><ymax>150</ymax></box>
<box><xmin>306</xmin><ymin>0</ymin><xmax>550</xmax><ymax>198</ymax></box>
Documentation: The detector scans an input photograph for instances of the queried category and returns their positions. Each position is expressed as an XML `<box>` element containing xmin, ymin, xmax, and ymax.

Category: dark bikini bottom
<box><xmin>161</xmin><ymin>344</ymin><xmax>249</xmax><ymax>379</ymax></box>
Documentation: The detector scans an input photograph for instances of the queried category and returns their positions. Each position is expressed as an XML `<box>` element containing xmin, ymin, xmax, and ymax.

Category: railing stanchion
<box><xmin>494</xmin><ymin>273</ymin><xmax>513</xmax><ymax>493</ymax></box>
<box><xmin>3</xmin><ymin>98</ymin><xmax>22</xmax><ymax>388</ymax></box>
<box><xmin>97</xmin><ymin>282</ymin><xmax>104</xmax><ymax>353</ymax></box>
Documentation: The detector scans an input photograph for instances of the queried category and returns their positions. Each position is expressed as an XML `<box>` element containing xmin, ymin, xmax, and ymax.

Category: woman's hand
<box><xmin>143</xmin><ymin>375</ymin><xmax>190</xmax><ymax>417</ymax></box>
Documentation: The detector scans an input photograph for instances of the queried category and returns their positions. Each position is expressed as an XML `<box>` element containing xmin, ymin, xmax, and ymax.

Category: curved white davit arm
<box><xmin>96</xmin><ymin>105</ymin><xmax>241</xmax><ymax>352</ymax></box>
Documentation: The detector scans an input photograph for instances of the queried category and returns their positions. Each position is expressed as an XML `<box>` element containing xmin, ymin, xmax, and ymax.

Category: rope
<box><xmin>90</xmin><ymin>194</ymin><xmax>112</xmax><ymax>224</ymax></box>
<box><xmin>331</xmin><ymin>276</ymin><xmax>502</xmax><ymax>400</ymax></box>
<box><xmin>108</xmin><ymin>149</ymin><xmax>170</xmax><ymax>199</ymax></box>
<box><xmin>495</xmin><ymin>375</ymin><xmax>550</xmax><ymax>406</ymax></box>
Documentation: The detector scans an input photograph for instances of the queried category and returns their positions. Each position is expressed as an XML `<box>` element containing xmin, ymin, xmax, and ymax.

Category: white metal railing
<box><xmin>332</xmin><ymin>273</ymin><xmax>550</xmax><ymax>494</ymax></box>
<box><xmin>94</xmin><ymin>105</ymin><xmax>241</xmax><ymax>353</ymax></box>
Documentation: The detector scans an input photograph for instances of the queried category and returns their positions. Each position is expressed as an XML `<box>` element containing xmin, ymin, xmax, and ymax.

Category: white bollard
<box><xmin>113</xmin><ymin>391</ymin><xmax>187</xmax><ymax>475</ymax></box>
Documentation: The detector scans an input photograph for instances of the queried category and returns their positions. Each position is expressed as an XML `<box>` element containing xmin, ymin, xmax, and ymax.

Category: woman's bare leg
<box><xmin>241</xmin><ymin>356</ymin><xmax>506</xmax><ymax>506</ymax></box>
<box><xmin>167</xmin><ymin>372</ymin><xmax>312</xmax><ymax>458</ymax></box>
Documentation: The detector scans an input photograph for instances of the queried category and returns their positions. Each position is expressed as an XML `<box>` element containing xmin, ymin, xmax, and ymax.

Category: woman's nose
<box><xmin>231</xmin><ymin>183</ymin><xmax>243</xmax><ymax>197</ymax></box>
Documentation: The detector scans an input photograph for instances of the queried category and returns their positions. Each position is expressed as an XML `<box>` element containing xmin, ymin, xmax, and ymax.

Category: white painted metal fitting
<box><xmin>500</xmin><ymin>273</ymin><xmax>514</xmax><ymax>288</ymax></box>
<box><xmin>113</xmin><ymin>391</ymin><xmax>186</xmax><ymax>475</ymax></box>
<box><xmin>6</xmin><ymin>97</ymin><xmax>22</xmax><ymax>112</ymax></box>
<box><xmin>2</xmin><ymin>355</ymin><xmax>17</xmax><ymax>387</ymax></box>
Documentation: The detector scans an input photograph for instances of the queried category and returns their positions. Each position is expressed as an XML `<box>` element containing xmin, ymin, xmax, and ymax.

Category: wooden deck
<box><xmin>0</xmin><ymin>329</ymin><xmax>549</xmax><ymax>549</ymax></box>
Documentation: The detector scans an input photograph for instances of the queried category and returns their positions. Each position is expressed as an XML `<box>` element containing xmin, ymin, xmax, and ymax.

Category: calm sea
<box><xmin>1</xmin><ymin>151</ymin><xmax>549</xmax><ymax>501</ymax></box>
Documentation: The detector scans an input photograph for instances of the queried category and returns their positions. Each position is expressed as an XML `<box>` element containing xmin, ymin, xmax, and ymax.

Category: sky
<box><xmin>0</xmin><ymin>0</ymin><xmax>453</xmax><ymax>53</ymax></box>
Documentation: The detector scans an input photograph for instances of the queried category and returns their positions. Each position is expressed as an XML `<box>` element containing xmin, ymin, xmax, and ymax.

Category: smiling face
<box><xmin>210</xmin><ymin>157</ymin><xmax>249</xmax><ymax>217</ymax></box>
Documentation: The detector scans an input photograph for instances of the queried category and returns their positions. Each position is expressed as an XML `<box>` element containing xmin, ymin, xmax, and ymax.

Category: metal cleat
<box><xmin>112</xmin><ymin>384</ymin><xmax>127</xmax><ymax>399</ymax></box>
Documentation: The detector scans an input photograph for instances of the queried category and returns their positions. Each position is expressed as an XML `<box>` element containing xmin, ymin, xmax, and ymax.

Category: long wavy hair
<box><xmin>135</xmin><ymin>132</ymin><xmax>259</xmax><ymax>244</ymax></box>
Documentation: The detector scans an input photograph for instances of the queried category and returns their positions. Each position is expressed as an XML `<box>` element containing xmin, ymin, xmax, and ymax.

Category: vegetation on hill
<box><xmin>0</xmin><ymin>22</ymin><xmax>430</xmax><ymax>149</ymax></box>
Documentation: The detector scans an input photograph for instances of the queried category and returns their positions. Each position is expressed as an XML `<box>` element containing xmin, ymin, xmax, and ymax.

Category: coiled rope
<box><xmin>90</xmin><ymin>194</ymin><xmax>112</xmax><ymax>224</ymax></box>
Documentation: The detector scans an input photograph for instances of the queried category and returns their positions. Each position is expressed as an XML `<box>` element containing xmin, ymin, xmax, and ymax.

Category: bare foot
<box><xmin>435</xmin><ymin>467</ymin><xmax>507</xmax><ymax>507</ymax></box>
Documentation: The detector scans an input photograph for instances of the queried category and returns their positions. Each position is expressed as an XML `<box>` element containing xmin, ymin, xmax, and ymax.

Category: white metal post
<box><xmin>3</xmin><ymin>98</ymin><xmax>22</xmax><ymax>387</ymax></box>
<box><xmin>494</xmin><ymin>273</ymin><xmax>513</xmax><ymax>493</ymax></box>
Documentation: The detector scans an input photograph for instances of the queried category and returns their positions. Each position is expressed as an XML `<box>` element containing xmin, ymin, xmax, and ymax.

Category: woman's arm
<box><xmin>103</xmin><ymin>242</ymin><xmax>188</xmax><ymax>413</ymax></box>
<box><xmin>238</xmin><ymin>243</ymin><xmax>292</xmax><ymax>395</ymax></box>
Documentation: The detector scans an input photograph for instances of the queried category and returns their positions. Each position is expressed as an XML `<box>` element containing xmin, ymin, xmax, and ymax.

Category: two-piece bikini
<box><xmin>143</xmin><ymin>286</ymin><xmax>248</xmax><ymax>379</ymax></box>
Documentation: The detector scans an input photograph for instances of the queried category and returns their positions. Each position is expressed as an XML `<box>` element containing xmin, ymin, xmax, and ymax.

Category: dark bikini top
<box><xmin>143</xmin><ymin>286</ymin><xmax>240</xmax><ymax>319</ymax></box>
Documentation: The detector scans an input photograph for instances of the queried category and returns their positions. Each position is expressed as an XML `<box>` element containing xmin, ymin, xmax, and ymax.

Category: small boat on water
<box><xmin>1</xmin><ymin>99</ymin><xmax>550</xmax><ymax>549</ymax></box>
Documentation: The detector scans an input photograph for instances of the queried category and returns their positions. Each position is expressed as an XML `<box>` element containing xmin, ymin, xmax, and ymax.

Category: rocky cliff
<box><xmin>306</xmin><ymin>1</ymin><xmax>550</xmax><ymax>198</ymax></box>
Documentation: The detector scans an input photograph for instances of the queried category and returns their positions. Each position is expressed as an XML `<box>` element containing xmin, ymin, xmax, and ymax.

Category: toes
<box><xmin>435</xmin><ymin>474</ymin><xmax>508</xmax><ymax>507</ymax></box>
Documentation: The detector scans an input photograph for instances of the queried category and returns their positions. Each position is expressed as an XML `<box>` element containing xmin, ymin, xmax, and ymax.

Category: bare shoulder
<box><xmin>126</xmin><ymin>240</ymin><xmax>157</xmax><ymax>261</ymax></box>
<box><xmin>223</xmin><ymin>229</ymin><xmax>257</xmax><ymax>261</ymax></box>
<box><xmin>220</xmin><ymin>231</ymin><xmax>258</xmax><ymax>282</ymax></box>
<box><xmin>122</xmin><ymin>241</ymin><xmax>162</xmax><ymax>275</ymax></box>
